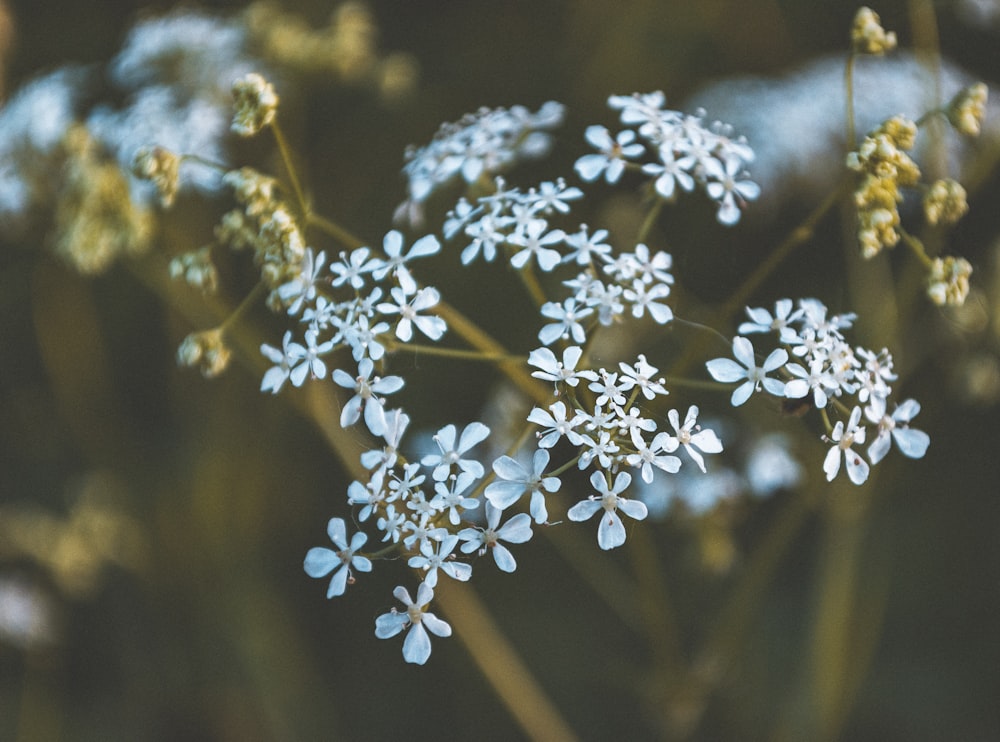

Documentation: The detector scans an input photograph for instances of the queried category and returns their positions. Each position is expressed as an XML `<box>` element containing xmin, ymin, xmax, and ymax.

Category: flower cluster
<box><xmin>707</xmin><ymin>298</ymin><xmax>929</xmax><ymax>485</ymax></box>
<box><xmin>141</xmin><ymin>74</ymin><xmax>933</xmax><ymax>664</ymax></box>
<box><xmin>395</xmin><ymin>101</ymin><xmax>566</xmax><ymax>226</ymax></box>
<box><xmin>290</xmin><ymin>105</ymin><xmax>748</xmax><ymax>661</ymax></box>
<box><xmin>574</xmin><ymin>91</ymin><xmax>760</xmax><ymax>225</ymax></box>
<box><xmin>259</xmin><ymin>229</ymin><xmax>445</xmax><ymax>396</ymax></box>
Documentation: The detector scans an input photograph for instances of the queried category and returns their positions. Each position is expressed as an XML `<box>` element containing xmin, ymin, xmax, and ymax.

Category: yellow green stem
<box><xmin>307</xmin><ymin>213</ymin><xmax>367</xmax><ymax>251</ymax></box>
<box><xmin>269</xmin><ymin>119</ymin><xmax>310</xmax><ymax>220</ymax></box>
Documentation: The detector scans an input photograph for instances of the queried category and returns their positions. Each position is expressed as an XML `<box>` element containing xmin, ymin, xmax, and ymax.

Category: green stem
<box><xmin>269</xmin><ymin>119</ymin><xmax>310</xmax><ymax>219</ymax></box>
<box><xmin>386</xmin><ymin>341</ymin><xmax>525</xmax><ymax>363</ymax></box>
<box><xmin>307</xmin><ymin>213</ymin><xmax>367</xmax><ymax>251</ymax></box>
<box><xmin>845</xmin><ymin>54</ymin><xmax>857</xmax><ymax>150</ymax></box>
<box><xmin>669</xmin><ymin>178</ymin><xmax>851</xmax><ymax>378</ymax></box>
<box><xmin>434</xmin><ymin>299</ymin><xmax>551</xmax><ymax>406</ymax></box>
<box><xmin>637</xmin><ymin>198</ymin><xmax>665</xmax><ymax>244</ymax></box>
<box><xmin>219</xmin><ymin>281</ymin><xmax>267</xmax><ymax>334</ymax></box>
<box><xmin>518</xmin><ymin>263</ymin><xmax>548</xmax><ymax>308</ymax></box>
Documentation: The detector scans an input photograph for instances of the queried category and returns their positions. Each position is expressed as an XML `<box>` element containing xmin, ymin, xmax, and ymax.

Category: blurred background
<box><xmin>1</xmin><ymin>1</ymin><xmax>999</xmax><ymax>740</ymax></box>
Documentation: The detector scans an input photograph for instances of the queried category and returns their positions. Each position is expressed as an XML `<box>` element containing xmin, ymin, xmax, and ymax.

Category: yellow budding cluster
<box><xmin>169</xmin><ymin>245</ymin><xmax>219</xmax><ymax>293</ymax></box>
<box><xmin>947</xmin><ymin>82</ymin><xmax>989</xmax><ymax>137</ymax></box>
<box><xmin>846</xmin><ymin>116</ymin><xmax>920</xmax><ymax>259</ymax></box>
<box><xmin>923</xmin><ymin>179</ymin><xmax>969</xmax><ymax>227</ymax></box>
<box><xmin>850</xmin><ymin>7</ymin><xmax>897</xmax><ymax>56</ymax></box>
<box><xmin>132</xmin><ymin>145</ymin><xmax>181</xmax><ymax>207</ymax></box>
<box><xmin>927</xmin><ymin>256</ymin><xmax>973</xmax><ymax>307</ymax></box>
<box><xmin>214</xmin><ymin>167</ymin><xmax>308</xmax><ymax>311</ymax></box>
<box><xmin>231</xmin><ymin>72</ymin><xmax>279</xmax><ymax>137</ymax></box>
<box><xmin>176</xmin><ymin>327</ymin><xmax>232</xmax><ymax>378</ymax></box>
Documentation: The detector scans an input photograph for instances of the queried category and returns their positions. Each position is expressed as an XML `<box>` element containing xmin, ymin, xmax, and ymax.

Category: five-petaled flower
<box><xmin>824</xmin><ymin>406</ymin><xmax>870</xmax><ymax>485</ymax></box>
<box><xmin>706</xmin><ymin>336</ymin><xmax>788</xmax><ymax>406</ymax></box>
<box><xmin>567</xmin><ymin>470</ymin><xmax>649</xmax><ymax>550</ymax></box>
<box><xmin>458</xmin><ymin>503</ymin><xmax>534</xmax><ymax>573</ymax></box>
<box><xmin>303</xmin><ymin>517</ymin><xmax>372</xmax><ymax>598</ymax></box>
<box><xmin>485</xmin><ymin>448</ymin><xmax>561</xmax><ymax>524</ymax></box>
<box><xmin>375</xmin><ymin>583</ymin><xmax>452</xmax><ymax>665</ymax></box>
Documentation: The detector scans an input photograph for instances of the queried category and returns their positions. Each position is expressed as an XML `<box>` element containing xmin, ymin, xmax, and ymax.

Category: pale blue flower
<box><xmin>706</xmin><ymin>336</ymin><xmax>787</xmax><ymax>406</ymax></box>
<box><xmin>567</xmin><ymin>471</ymin><xmax>648</xmax><ymax>550</ymax></box>
<box><xmin>485</xmin><ymin>449</ymin><xmax>560</xmax><ymax>524</ymax></box>
<box><xmin>304</xmin><ymin>517</ymin><xmax>372</xmax><ymax>598</ymax></box>
<box><xmin>375</xmin><ymin>583</ymin><xmax>452</xmax><ymax>665</ymax></box>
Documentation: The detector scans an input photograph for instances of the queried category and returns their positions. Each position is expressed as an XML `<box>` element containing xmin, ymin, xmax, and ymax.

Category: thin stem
<box><xmin>269</xmin><ymin>119</ymin><xmax>310</xmax><ymax>219</ymax></box>
<box><xmin>845</xmin><ymin>54</ymin><xmax>857</xmax><ymax>151</ymax></box>
<box><xmin>898</xmin><ymin>227</ymin><xmax>935</xmax><ymax>268</ymax></box>
<box><xmin>670</xmin><ymin>178</ymin><xmax>851</xmax><ymax>377</ymax></box>
<box><xmin>637</xmin><ymin>197</ymin><xmax>665</xmax><ymax>244</ymax></box>
<box><xmin>517</xmin><ymin>263</ymin><xmax>548</xmax><ymax>308</ymax></box>
<box><xmin>307</xmin><ymin>213</ymin><xmax>367</xmax><ymax>251</ymax></box>
<box><xmin>434</xmin><ymin>298</ymin><xmax>551</xmax><ymax>406</ymax></box>
<box><xmin>179</xmin><ymin>152</ymin><xmax>230</xmax><ymax>173</ymax></box>
<box><xmin>219</xmin><ymin>281</ymin><xmax>267</xmax><ymax>334</ymax></box>
<box><xmin>386</xmin><ymin>341</ymin><xmax>525</xmax><ymax>364</ymax></box>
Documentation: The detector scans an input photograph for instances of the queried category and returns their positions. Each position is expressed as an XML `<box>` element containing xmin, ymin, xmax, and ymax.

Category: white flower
<box><xmin>407</xmin><ymin>534</ymin><xmax>472</xmax><ymax>588</ymax></box>
<box><xmin>371</xmin><ymin>230</ymin><xmax>441</xmax><ymax>294</ymax></box>
<box><xmin>783</xmin><ymin>359</ymin><xmax>838</xmax><ymax>409</ymax></box>
<box><xmin>642</xmin><ymin>147</ymin><xmax>695</xmax><ymax>199</ymax></box>
<box><xmin>429</xmin><ymin>473</ymin><xmax>480</xmax><ymax>526</ymax></box>
<box><xmin>574</xmin><ymin>125</ymin><xmax>644</xmax><ymax>183</ymax></box>
<box><xmin>738</xmin><ymin>298</ymin><xmax>802</xmax><ymax>335</ymax></box>
<box><xmin>527</xmin><ymin>401</ymin><xmax>585</xmax><ymax>448</ymax></box>
<box><xmin>563</xmin><ymin>225</ymin><xmax>612</xmax><ymax>265</ymax></box>
<box><xmin>259</xmin><ymin>330</ymin><xmax>295</xmax><ymax>394</ymax></box>
<box><xmin>618</xmin><ymin>354</ymin><xmax>668</xmax><ymax>400</ymax></box>
<box><xmin>577</xmin><ymin>429</ymin><xmax>620</xmax><ymax>471</ymax></box>
<box><xmin>527</xmin><ymin>345</ymin><xmax>597</xmax><ymax>388</ymax></box>
<box><xmin>375</xmin><ymin>583</ymin><xmax>452</xmax><ymax>665</ymax></box>
<box><xmin>507</xmin><ymin>219</ymin><xmax>565</xmax><ymax>271</ymax></box>
<box><xmin>485</xmin><ymin>449</ymin><xmax>560</xmax><ymax>524</ymax></box>
<box><xmin>421</xmin><ymin>422</ymin><xmax>491</xmax><ymax>481</ymax></box>
<box><xmin>360</xmin><ymin>409</ymin><xmax>410</xmax><ymax>471</ymax></box>
<box><xmin>458</xmin><ymin>503</ymin><xmax>533</xmax><ymax>573</ymax></box>
<box><xmin>538</xmin><ymin>297</ymin><xmax>592</xmax><ymax>345</ymax></box>
<box><xmin>823</xmin><ymin>406</ymin><xmax>870</xmax><ymax>485</ymax></box>
<box><xmin>376</xmin><ymin>505</ymin><xmax>406</xmax><ymax>543</ymax></box>
<box><xmin>347</xmin><ymin>469</ymin><xmax>387</xmax><ymax>521</ymax></box>
<box><xmin>329</xmin><ymin>247</ymin><xmax>377</xmax><ymax>290</ymax></box>
<box><xmin>303</xmin><ymin>517</ymin><xmax>372</xmax><ymax>598</ymax></box>
<box><xmin>276</xmin><ymin>248</ymin><xmax>326</xmax><ymax>315</ymax></box>
<box><xmin>525</xmin><ymin>178</ymin><xmax>583</xmax><ymax>214</ymax></box>
<box><xmin>377</xmin><ymin>286</ymin><xmax>447</xmax><ymax>342</ymax></box>
<box><xmin>625</xmin><ymin>432</ymin><xmax>681</xmax><ymax>484</ymax></box>
<box><xmin>289</xmin><ymin>328</ymin><xmax>334</xmax><ymax>387</ymax></box>
<box><xmin>331</xmin><ymin>358</ymin><xmax>404</xmax><ymax>436</ymax></box>
<box><xmin>865</xmin><ymin>399</ymin><xmax>930</xmax><ymax>465</ymax></box>
<box><xmin>624</xmin><ymin>279</ymin><xmax>673</xmax><ymax>324</ymax></box>
<box><xmin>706</xmin><ymin>336</ymin><xmax>787</xmax><ymax>406</ymax></box>
<box><xmin>665</xmin><ymin>406</ymin><xmax>724</xmax><ymax>473</ymax></box>
<box><xmin>588</xmin><ymin>370</ymin><xmax>627</xmax><ymax>407</ymax></box>
<box><xmin>567</xmin><ymin>471</ymin><xmax>648</xmax><ymax>550</ymax></box>
<box><xmin>341</xmin><ymin>314</ymin><xmax>391</xmax><ymax>363</ymax></box>
<box><xmin>705</xmin><ymin>155</ymin><xmax>760</xmax><ymax>225</ymax></box>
